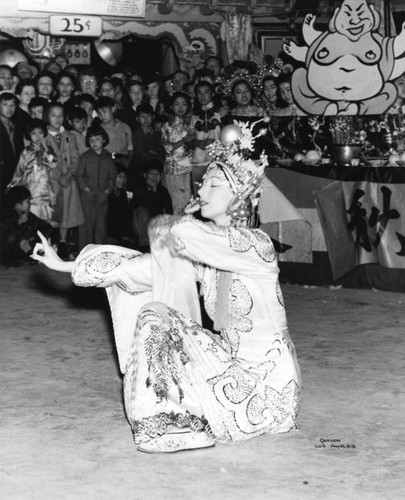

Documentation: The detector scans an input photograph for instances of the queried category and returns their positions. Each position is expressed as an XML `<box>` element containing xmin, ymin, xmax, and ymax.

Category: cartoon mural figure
<box><xmin>283</xmin><ymin>0</ymin><xmax>405</xmax><ymax>115</ymax></box>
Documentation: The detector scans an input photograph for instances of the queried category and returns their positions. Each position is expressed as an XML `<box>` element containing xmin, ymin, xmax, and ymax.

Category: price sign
<box><xmin>49</xmin><ymin>15</ymin><xmax>103</xmax><ymax>37</ymax></box>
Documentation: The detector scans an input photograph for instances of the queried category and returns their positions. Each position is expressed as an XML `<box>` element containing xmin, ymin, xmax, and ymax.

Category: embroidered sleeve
<box><xmin>72</xmin><ymin>248</ymin><xmax>152</xmax><ymax>294</ymax></box>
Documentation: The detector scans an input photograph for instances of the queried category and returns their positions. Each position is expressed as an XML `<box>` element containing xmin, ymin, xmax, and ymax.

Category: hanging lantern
<box><xmin>94</xmin><ymin>40</ymin><xmax>123</xmax><ymax>66</ymax></box>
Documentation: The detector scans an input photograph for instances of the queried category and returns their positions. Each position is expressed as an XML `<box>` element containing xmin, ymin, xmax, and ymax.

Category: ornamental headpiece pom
<box><xmin>206</xmin><ymin>118</ymin><xmax>270</xmax><ymax>212</ymax></box>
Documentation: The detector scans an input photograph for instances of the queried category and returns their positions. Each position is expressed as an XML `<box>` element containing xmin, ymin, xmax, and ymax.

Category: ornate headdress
<box><xmin>215</xmin><ymin>69</ymin><xmax>258</xmax><ymax>98</ymax></box>
<box><xmin>206</xmin><ymin>118</ymin><xmax>269</xmax><ymax>224</ymax></box>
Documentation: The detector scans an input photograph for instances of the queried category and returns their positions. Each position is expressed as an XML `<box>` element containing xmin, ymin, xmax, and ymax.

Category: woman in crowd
<box><xmin>54</xmin><ymin>71</ymin><xmax>77</xmax><ymax>107</ymax></box>
<box><xmin>13</xmin><ymin>79</ymin><xmax>37</xmax><ymax>132</ymax></box>
<box><xmin>259</xmin><ymin>75</ymin><xmax>281</xmax><ymax>114</ymax></box>
<box><xmin>222</xmin><ymin>77</ymin><xmax>264</xmax><ymax>127</ymax></box>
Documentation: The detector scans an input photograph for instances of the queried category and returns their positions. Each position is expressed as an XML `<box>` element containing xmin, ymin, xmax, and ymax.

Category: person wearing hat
<box><xmin>15</xmin><ymin>62</ymin><xmax>39</xmax><ymax>81</ymax></box>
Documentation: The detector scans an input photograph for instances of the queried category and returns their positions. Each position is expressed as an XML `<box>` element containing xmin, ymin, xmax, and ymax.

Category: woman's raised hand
<box><xmin>31</xmin><ymin>231</ymin><xmax>74</xmax><ymax>273</ymax></box>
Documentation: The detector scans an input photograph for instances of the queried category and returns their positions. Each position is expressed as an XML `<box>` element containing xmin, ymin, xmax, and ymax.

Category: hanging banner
<box><xmin>18</xmin><ymin>0</ymin><xmax>145</xmax><ymax>18</ymax></box>
<box><xmin>316</xmin><ymin>180</ymin><xmax>405</xmax><ymax>278</ymax></box>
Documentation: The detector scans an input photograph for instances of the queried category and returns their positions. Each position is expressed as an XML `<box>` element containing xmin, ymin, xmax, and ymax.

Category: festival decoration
<box><xmin>283</xmin><ymin>0</ymin><xmax>405</xmax><ymax>115</ymax></box>
<box><xmin>23</xmin><ymin>31</ymin><xmax>66</xmax><ymax>68</ymax></box>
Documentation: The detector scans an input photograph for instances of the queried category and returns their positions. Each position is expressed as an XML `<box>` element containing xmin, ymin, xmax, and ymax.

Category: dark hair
<box><xmin>25</xmin><ymin>118</ymin><xmax>47</xmax><ymax>140</ymax></box>
<box><xmin>28</xmin><ymin>96</ymin><xmax>48</xmax><ymax>111</ymax></box>
<box><xmin>136</xmin><ymin>103</ymin><xmax>154</xmax><ymax>116</ymax></box>
<box><xmin>95</xmin><ymin>96</ymin><xmax>115</xmax><ymax>111</ymax></box>
<box><xmin>35</xmin><ymin>70</ymin><xmax>55</xmax><ymax>87</ymax></box>
<box><xmin>6</xmin><ymin>185</ymin><xmax>31</xmax><ymax>207</ymax></box>
<box><xmin>231</xmin><ymin>78</ymin><xmax>254</xmax><ymax>98</ymax></box>
<box><xmin>14</xmin><ymin>78</ymin><xmax>36</xmax><ymax>97</ymax></box>
<box><xmin>143</xmin><ymin>158</ymin><xmax>163</xmax><ymax>174</ymax></box>
<box><xmin>0</xmin><ymin>91</ymin><xmax>17</xmax><ymax>104</ymax></box>
<box><xmin>43</xmin><ymin>102</ymin><xmax>64</xmax><ymax>123</ymax></box>
<box><xmin>169</xmin><ymin>91</ymin><xmax>190</xmax><ymax>111</ymax></box>
<box><xmin>126</xmin><ymin>79</ymin><xmax>145</xmax><ymax>92</ymax></box>
<box><xmin>55</xmin><ymin>70</ymin><xmax>77</xmax><ymax>88</ymax></box>
<box><xmin>67</xmin><ymin>106</ymin><xmax>88</xmax><ymax>122</ymax></box>
<box><xmin>194</xmin><ymin>79</ymin><xmax>214</xmax><ymax>94</ymax></box>
<box><xmin>78</xmin><ymin>66</ymin><xmax>100</xmax><ymax>84</ymax></box>
<box><xmin>85</xmin><ymin>125</ymin><xmax>109</xmax><ymax>147</ymax></box>
<box><xmin>77</xmin><ymin>93</ymin><xmax>96</xmax><ymax>106</ymax></box>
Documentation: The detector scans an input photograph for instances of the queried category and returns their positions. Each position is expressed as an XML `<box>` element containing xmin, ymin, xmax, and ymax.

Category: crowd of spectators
<box><xmin>0</xmin><ymin>51</ymin><xmax>325</xmax><ymax>266</ymax></box>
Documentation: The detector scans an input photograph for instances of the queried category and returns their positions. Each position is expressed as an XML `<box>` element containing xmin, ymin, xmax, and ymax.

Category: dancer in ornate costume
<box><xmin>32</xmin><ymin>121</ymin><xmax>302</xmax><ymax>454</ymax></box>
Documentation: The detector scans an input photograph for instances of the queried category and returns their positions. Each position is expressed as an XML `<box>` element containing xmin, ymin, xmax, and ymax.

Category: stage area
<box><xmin>0</xmin><ymin>265</ymin><xmax>403</xmax><ymax>499</ymax></box>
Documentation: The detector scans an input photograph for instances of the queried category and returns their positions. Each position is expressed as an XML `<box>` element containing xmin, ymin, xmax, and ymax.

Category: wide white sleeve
<box><xmin>72</xmin><ymin>245</ymin><xmax>153</xmax><ymax>374</ymax></box>
<box><xmin>72</xmin><ymin>244</ymin><xmax>152</xmax><ymax>293</ymax></box>
<box><xmin>170</xmin><ymin>218</ymin><xmax>279</xmax><ymax>278</ymax></box>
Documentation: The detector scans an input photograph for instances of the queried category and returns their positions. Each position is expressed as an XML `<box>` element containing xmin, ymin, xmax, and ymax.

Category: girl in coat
<box><xmin>7</xmin><ymin>119</ymin><xmax>57</xmax><ymax>224</ymax></box>
<box><xmin>44</xmin><ymin>102</ymin><xmax>84</xmax><ymax>259</ymax></box>
<box><xmin>77</xmin><ymin>126</ymin><xmax>117</xmax><ymax>249</ymax></box>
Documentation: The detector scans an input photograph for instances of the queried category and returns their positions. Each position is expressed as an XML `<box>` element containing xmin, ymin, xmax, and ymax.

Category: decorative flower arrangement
<box><xmin>329</xmin><ymin>116</ymin><xmax>367</xmax><ymax>145</ymax></box>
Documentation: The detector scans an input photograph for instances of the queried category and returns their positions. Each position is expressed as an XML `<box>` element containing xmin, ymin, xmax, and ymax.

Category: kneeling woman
<box><xmin>32</xmin><ymin>123</ymin><xmax>302</xmax><ymax>454</ymax></box>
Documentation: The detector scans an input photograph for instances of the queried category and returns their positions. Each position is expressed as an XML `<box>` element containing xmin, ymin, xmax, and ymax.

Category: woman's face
<box><xmin>147</xmin><ymin>81</ymin><xmax>160</xmax><ymax>99</ymax></box>
<box><xmin>279</xmin><ymin>82</ymin><xmax>293</xmax><ymax>105</ymax></box>
<box><xmin>57</xmin><ymin>76</ymin><xmax>74</xmax><ymax>98</ymax></box>
<box><xmin>198</xmin><ymin>167</ymin><xmax>234</xmax><ymax>225</ymax></box>
<box><xmin>47</xmin><ymin>106</ymin><xmax>64</xmax><ymax>131</ymax></box>
<box><xmin>100</xmin><ymin>81</ymin><xmax>115</xmax><ymax>99</ymax></box>
<box><xmin>19</xmin><ymin>85</ymin><xmax>36</xmax><ymax>108</ymax></box>
<box><xmin>233</xmin><ymin>82</ymin><xmax>252</xmax><ymax>106</ymax></box>
<box><xmin>262</xmin><ymin>79</ymin><xmax>278</xmax><ymax>102</ymax></box>
<box><xmin>79</xmin><ymin>74</ymin><xmax>97</xmax><ymax>96</ymax></box>
<box><xmin>128</xmin><ymin>84</ymin><xmax>144</xmax><ymax>106</ymax></box>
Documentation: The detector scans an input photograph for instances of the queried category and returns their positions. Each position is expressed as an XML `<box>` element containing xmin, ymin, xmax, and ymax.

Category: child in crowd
<box><xmin>44</xmin><ymin>102</ymin><xmax>84</xmax><ymax>259</ymax></box>
<box><xmin>1</xmin><ymin>186</ymin><xmax>52</xmax><ymax>266</ymax></box>
<box><xmin>188</xmin><ymin>80</ymin><xmax>221</xmax><ymax>194</ymax></box>
<box><xmin>95</xmin><ymin>96</ymin><xmax>133</xmax><ymax>169</ymax></box>
<box><xmin>129</xmin><ymin>103</ymin><xmax>165</xmax><ymax>192</ymax></box>
<box><xmin>0</xmin><ymin>92</ymin><xmax>24</xmax><ymax>198</ymax></box>
<box><xmin>68</xmin><ymin>106</ymin><xmax>89</xmax><ymax>156</ymax></box>
<box><xmin>107</xmin><ymin>164</ymin><xmax>135</xmax><ymax>247</ymax></box>
<box><xmin>161</xmin><ymin>92</ymin><xmax>193</xmax><ymax>213</ymax></box>
<box><xmin>77</xmin><ymin>126</ymin><xmax>117</xmax><ymax>250</ymax></box>
<box><xmin>131</xmin><ymin>158</ymin><xmax>172</xmax><ymax>250</ymax></box>
<box><xmin>76</xmin><ymin>93</ymin><xmax>97</xmax><ymax>128</ymax></box>
<box><xmin>7</xmin><ymin>119</ymin><xmax>57</xmax><ymax>224</ymax></box>
<box><xmin>28</xmin><ymin>97</ymin><xmax>48</xmax><ymax>120</ymax></box>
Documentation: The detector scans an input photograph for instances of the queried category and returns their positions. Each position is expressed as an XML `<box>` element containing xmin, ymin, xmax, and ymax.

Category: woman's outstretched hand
<box><xmin>31</xmin><ymin>231</ymin><xmax>74</xmax><ymax>273</ymax></box>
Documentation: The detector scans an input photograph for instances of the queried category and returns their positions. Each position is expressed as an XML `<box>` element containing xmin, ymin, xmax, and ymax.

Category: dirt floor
<box><xmin>0</xmin><ymin>264</ymin><xmax>404</xmax><ymax>500</ymax></box>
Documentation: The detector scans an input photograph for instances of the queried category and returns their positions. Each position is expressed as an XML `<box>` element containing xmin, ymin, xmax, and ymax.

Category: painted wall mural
<box><xmin>284</xmin><ymin>0</ymin><xmax>405</xmax><ymax>115</ymax></box>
